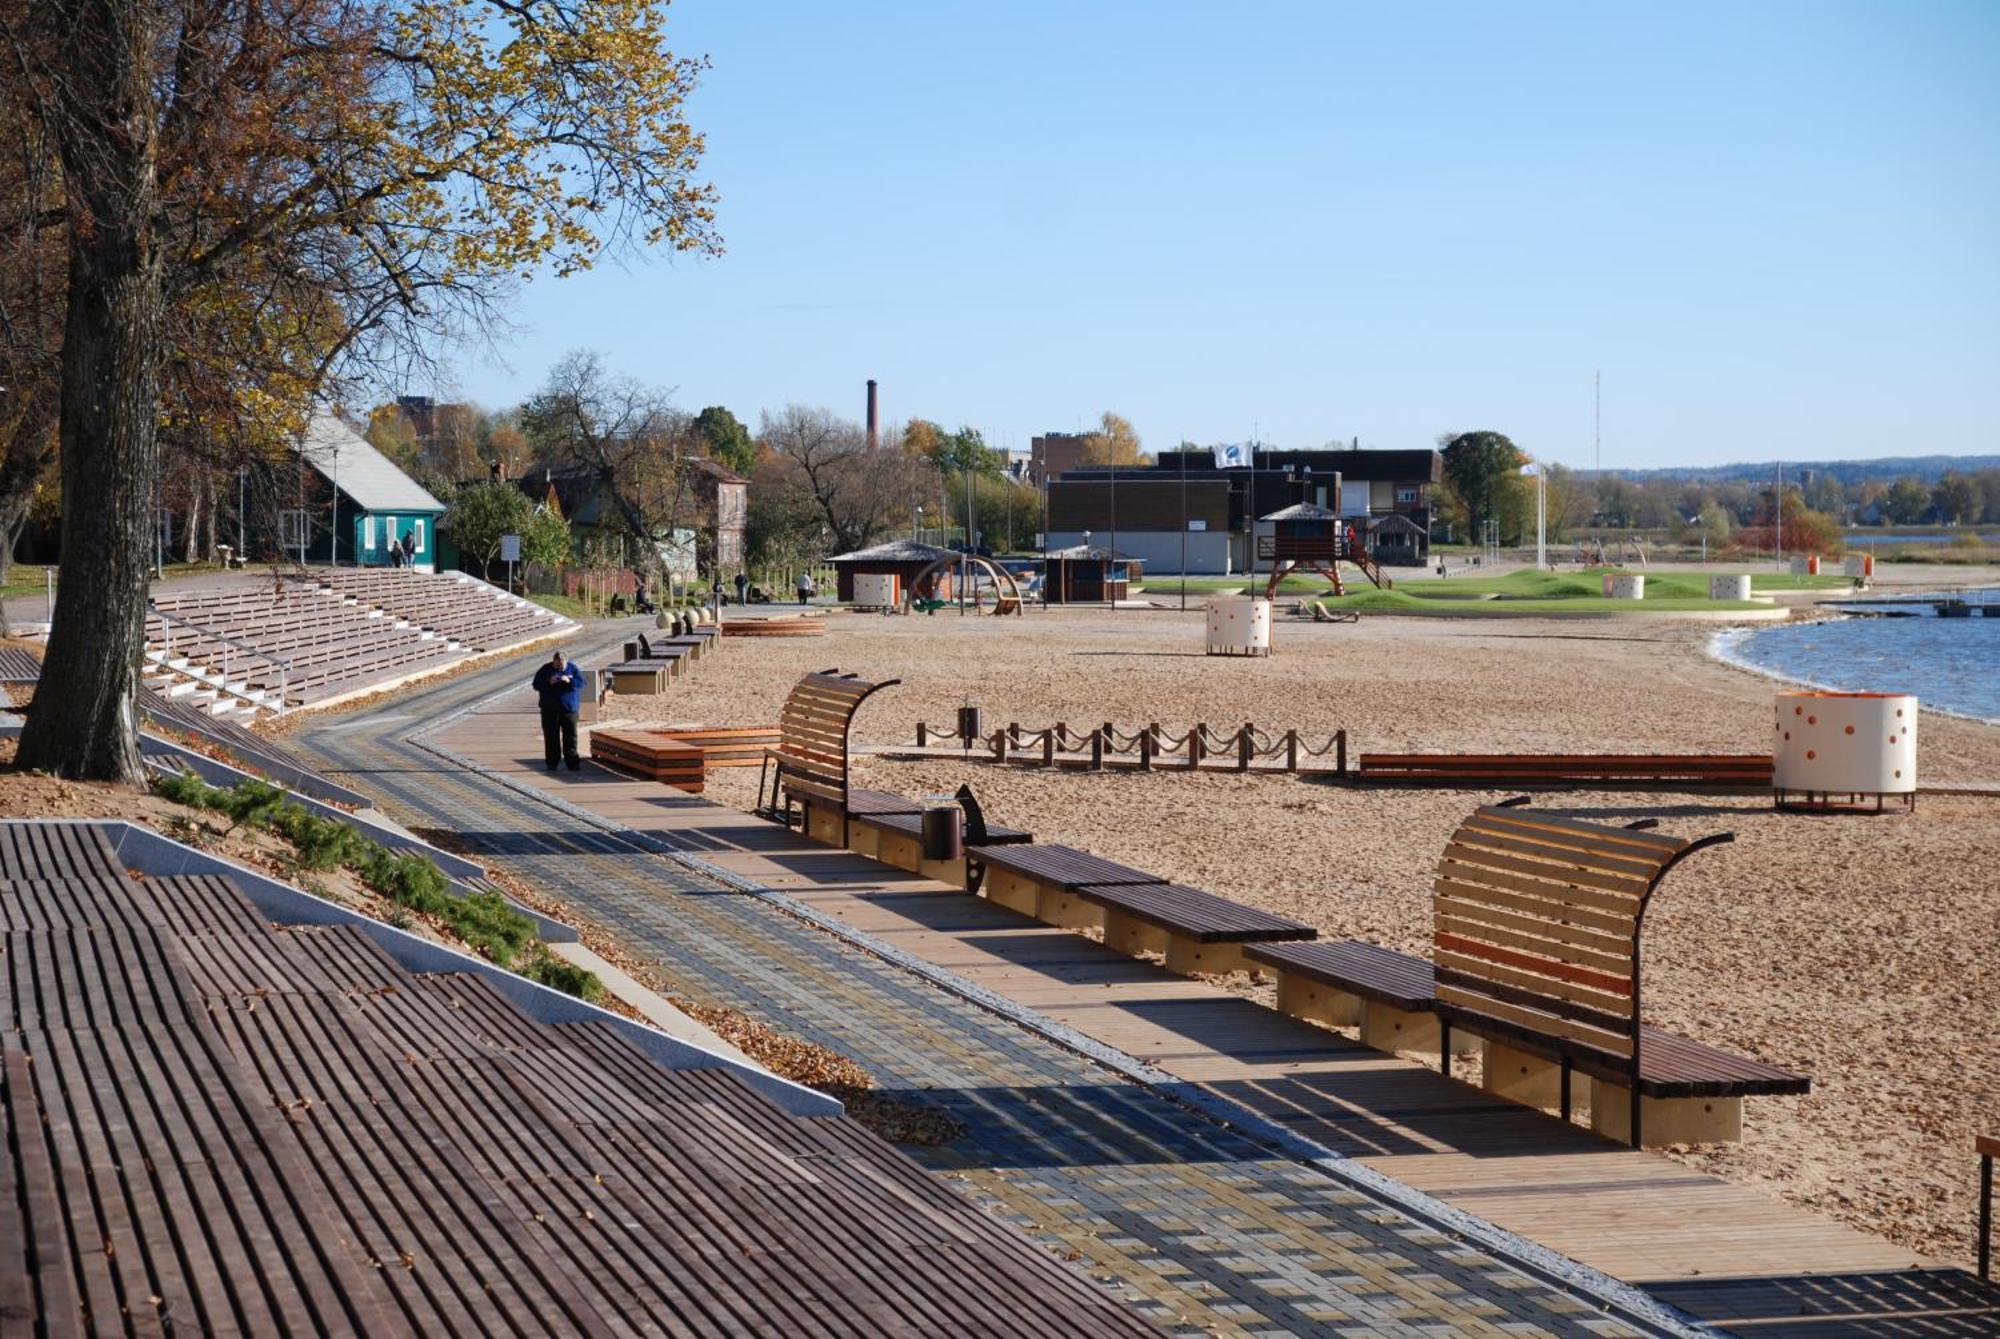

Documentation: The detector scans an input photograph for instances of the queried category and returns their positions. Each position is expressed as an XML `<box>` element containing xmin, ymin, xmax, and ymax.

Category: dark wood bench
<box><xmin>588</xmin><ymin>730</ymin><xmax>704</xmax><ymax>791</ymax></box>
<box><xmin>758</xmin><ymin>669</ymin><xmax>899</xmax><ymax>845</ymax></box>
<box><xmin>846</xmin><ymin>789</ymin><xmax>1032</xmax><ymax>882</ymax></box>
<box><xmin>968</xmin><ymin>841</ymin><xmax>1312</xmax><ymax>975</ymax></box>
<box><xmin>1245</xmin><ymin>939</ymin><xmax>1475</xmax><ymax>1055</ymax></box>
<box><xmin>1356</xmin><ymin>752</ymin><xmax>1775</xmax><ymax>790</ymax></box>
<box><xmin>1980</xmin><ymin>1132</ymin><xmax>1996</xmax><ymax>1282</ymax></box>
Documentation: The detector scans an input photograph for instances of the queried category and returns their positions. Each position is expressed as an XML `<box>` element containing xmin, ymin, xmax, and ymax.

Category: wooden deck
<box><xmin>433</xmin><ymin>702</ymin><xmax>2000</xmax><ymax>1333</ymax></box>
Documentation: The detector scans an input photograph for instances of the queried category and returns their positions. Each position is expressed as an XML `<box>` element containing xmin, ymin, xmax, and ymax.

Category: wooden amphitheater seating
<box><xmin>1253</xmin><ymin>804</ymin><xmax>1808</xmax><ymax>1146</ymax></box>
<box><xmin>589</xmin><ymin>729</ymin><xmax>704</xmax><ymax>792</ymax></box>
<box><xmin>1355</xmin><ymin>752</ymin><xmax>1775</xmax><ymax>789</ymax></box>
<box><xmin>760</xmin><ymin>669</ymin><xmax>900</xmax><ymax>844</ymax></box>
<box><xmin>968</xmin><ymin>841</ymin><xmax>1314</xmax><ymax>976</ymax></box>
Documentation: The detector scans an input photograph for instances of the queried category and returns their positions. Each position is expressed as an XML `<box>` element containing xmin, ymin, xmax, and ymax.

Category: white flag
<box><xmin>1212</xmin><ymin>443</ymin><xmax>1250</xmax><ymax>469</ymax></box>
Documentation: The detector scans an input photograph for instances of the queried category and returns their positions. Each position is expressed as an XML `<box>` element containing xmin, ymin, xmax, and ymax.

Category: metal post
<box><xmin>330</xmin><ymin>444</ymin><xmax>340</xmax><ymax>567</ymax></box>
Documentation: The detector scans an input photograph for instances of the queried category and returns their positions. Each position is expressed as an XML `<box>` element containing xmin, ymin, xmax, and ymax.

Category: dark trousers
<box><xmin>540</xmin><ymin>706</ymin><xmax>579</xmax><ymax>768</ymax></box>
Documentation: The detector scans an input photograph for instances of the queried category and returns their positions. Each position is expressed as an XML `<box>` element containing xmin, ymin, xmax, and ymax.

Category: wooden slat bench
<box><xmin>588</xmin><ymin>730</ymin><xmax>704</xmax><ymax>791</ymax></box>
<box><xmin>967</xmin><ymin>841</ymin><xmax>1312</xmax><ymax>975</ymax></box>
<box><xmin>640</xmin><ymin>726</ymin><xmax>778</xmax><ymax>767</ymax></box>
<box><xmin>847</xmin><ymin>794</ymin><xmax>1031</xmax><ymax>884</ymax></box>
<box><xmin>759</xmin><ymin>669</ymin><xmax>899</xmax><ymax>845</ymax></box>
<box><xmin>1245</xmin><ymin>940</ymin><xmax>1476</xmax><ymax>1056</ymax></box>
<box><xmin>1431</xmin><ymin>804</ymin><xmax>1805</xmax><ymax>1145</ymax></box>
<box><xmin>1356</xmin><ymin>752</ymin><xmax>1776</xmax><ymax>789</ymax></box>
<box><xmin>722</xmin><ymin>617</ymin><xmax>824</xmax><ymax>637</ymax></box>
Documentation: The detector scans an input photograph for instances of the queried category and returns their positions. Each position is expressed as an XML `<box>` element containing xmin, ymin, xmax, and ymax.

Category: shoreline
<box><xmin>1708</xmin><ymin>618</ymin><xmax>2000</xmax><ymax>728</ymax></box>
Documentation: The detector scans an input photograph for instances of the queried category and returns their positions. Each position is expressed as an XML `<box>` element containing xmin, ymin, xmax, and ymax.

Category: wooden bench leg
<box><xmin>1103</xmin><ymin>908</ymin><xmax>1167</xmax><ymax>958</ymax></box>
<box><xmin>878</xmin><ymin>832</ymin><xmax>922</xmax><ymax>872</ymax></box>
<box><xmin>1164</xmin><ymin>936</ymin><xmax>1246</xmax><ymax>977</ymax></box>
<box><xmin>1035</xmin><ymin>887</ymin><xmax>1104</xmax><ymax>930</ymax></box>
<box><xmin>918</xmin><ymin>855</ymin><xmax>967</xmax><ymax>886</ymax></box>
<box><xmin>1362</xmin><ymin>1002</ymin><xmax>1477</xmax><ymax>1056</ymax></box>
<box><xmin>1591</xmin><ymin>1084</ymin><xmax>1741</xmax><ymax>1147</ymax></box>
<box><xmin>847</xmin><ymin>825</ymin><xmax>881</xmax><ymax>860</ymax></box>
<box><xmin>1481</xmin><ymin>1040</ymin><xmax>1572</xmax><ymax>1111</ymax></box>
<box><xmin>1275</xmin><ymin>971</ymin><xmax>1362</xmax><ymax>1028</ymax></box>
<box><xmin>983</xmin><ymin>870</ymin><xmax>1042</xmax><ymax>918</ymax></box>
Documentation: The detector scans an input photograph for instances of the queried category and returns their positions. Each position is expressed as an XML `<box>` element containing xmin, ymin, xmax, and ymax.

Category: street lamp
<box><xmin>1519</xmin><ymin>461</ymin><xmax>1547</xmax><ymax>570</ymax></box>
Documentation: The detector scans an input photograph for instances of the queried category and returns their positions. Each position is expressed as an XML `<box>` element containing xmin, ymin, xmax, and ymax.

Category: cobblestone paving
<box><xmin>296</xmin><ymin>648</ymin><xmax>1655</xmax><ymax>1338</ymax></box>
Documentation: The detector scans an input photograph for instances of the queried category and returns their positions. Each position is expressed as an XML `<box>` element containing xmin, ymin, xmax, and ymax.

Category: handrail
<box><xmin>147</xmin><ymin>605</ymin><xmax>292</xmax><ymax>709</ymax></box>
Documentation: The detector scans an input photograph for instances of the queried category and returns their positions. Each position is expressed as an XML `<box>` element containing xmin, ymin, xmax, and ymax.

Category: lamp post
<box><xmin>1521</xmin><ymin>461</ymin><xmax>1547</xmax><ymax>570</ymax></box>
<box><xmin>329</xmin><ymin>441</ymin><xmax>340</xmax><ymax>567</ymax></box>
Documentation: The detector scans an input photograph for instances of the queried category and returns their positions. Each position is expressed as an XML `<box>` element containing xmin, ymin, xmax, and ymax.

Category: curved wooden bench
<box><xmin>759</xmin><ymin>669</ymin><xmax>899</xmax><ymax>845</ymax></box>
<box><xmin>1431</xmin><ymin>804</ymin><xmax>1805</xmax><ymax>1146</ymax></box>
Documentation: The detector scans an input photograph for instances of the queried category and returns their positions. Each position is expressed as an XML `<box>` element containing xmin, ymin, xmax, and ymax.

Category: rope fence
<box><xmin>906</xmin><ymin>719</ymin><xmax>1348</xmax><ymax>777</ymax></box>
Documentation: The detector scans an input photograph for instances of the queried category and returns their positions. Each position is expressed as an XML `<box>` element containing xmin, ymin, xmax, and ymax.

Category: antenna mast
<box><xmin>1594</xmin><ymin>370</ymin><xmax>1601</xmax><ymax>474</ymax></box>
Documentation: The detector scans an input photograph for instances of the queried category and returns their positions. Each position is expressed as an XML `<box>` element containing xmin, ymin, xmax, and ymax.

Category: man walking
<box><xmin>532</xmin><ymin>650</ymin><xmax>584</xmax><ymax>771</ymax></box>
<box><xmin>795</xmin><ymin>569</ymin><xmax>815</xmax><ymax>606</ymax></box>
<box><xmin>732</xmin><ymin>569</ymin><xmax>749</xmax><ymax>607</ymax></box>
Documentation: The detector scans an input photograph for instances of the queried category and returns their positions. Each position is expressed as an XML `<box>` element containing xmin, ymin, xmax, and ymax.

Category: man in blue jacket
<box><xmin>531</xmin><ymin>650</ymin><xmax>584</xmax><ymax>771</ymax></box>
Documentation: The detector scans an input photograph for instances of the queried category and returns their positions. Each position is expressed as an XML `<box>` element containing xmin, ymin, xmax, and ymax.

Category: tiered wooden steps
<box><xmin>589</xmin><ymin>728</ymin><xmax>705</xmax><ymax>791</ymax></box>
<box><xmin>642</xmin><ymin>725</ymin><xmax>779</xmax><ymax>767</ymax></box>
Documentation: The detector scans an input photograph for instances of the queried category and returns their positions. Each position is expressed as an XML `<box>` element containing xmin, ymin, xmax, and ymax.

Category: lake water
<box><xmin>1841</xmin><ymin>530</ymin><xmax>1999</xmax><ymax>545</ymax></box>
<box><xmin>1715</xmin><ymin>602</ymin><xmax>2000</xmax><ymax>724</ymax></box>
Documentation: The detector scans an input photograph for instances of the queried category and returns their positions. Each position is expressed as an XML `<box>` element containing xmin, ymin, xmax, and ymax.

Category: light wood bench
<box><xmin>1356</xmin><ymin>752</ymin><xmax>1776</xmax><ymax>790</ymax></box>
<box><xmin>588</xmin><ymin>730</ymin><xmax>704</xmax><ymax>791</ymax></box>
<box><xmin>759</xmin><ymin>669</ymin><xmax>899</xmax><ymax>845</ymax></box>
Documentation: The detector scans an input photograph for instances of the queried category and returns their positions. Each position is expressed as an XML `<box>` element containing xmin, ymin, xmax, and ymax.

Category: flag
<box><xmin>1212</xmin><ymin>443</ymin><xmax>1250</xmax><ymax>469</ymax></box>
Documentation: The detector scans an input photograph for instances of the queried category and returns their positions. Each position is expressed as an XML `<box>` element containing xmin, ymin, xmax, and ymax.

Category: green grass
<box><xmin>1306</xmin><ymin>588</ymin><xmax>1774</xmax><ymax>616</ymax></box>
<box><xmin>527</xmin><ymin>593</ymin><xmax>600</xmax><ymax>620</ymax></box>
<box><xmin>1138</xmin><ymin>567</ymin><xmax>1847</xmax><ymax>609</ymax></box>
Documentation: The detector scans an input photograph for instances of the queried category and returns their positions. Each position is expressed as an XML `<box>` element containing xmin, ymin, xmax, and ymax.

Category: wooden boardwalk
<box><xmin>433</xmin><ymin>697</ymin><xmax>2000</xmax><ymax>1334</ymax></box>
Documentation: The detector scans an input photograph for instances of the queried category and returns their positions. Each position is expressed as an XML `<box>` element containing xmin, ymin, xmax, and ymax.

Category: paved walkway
<box><xmin>423</xmin><ymin>663</ymin><xmax>2000</xmax><ymax>1338</ymax></box>
<box><xmin>297</xmin><ymin>639</ymin><xmax>1666</xmax><ymax>1338</ymax></box>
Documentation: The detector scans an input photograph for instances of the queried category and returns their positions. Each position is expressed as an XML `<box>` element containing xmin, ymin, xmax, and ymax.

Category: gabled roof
<box><xmin>828</xmin><ymin>539</ymin><xmax>956</xmax><ymax>564</ymax></box>
<box><xmin>1259</xmin><ymin>502</ymin><xmax>1344</xmax><ymax>522</ymax></box>
<box><xmin>298</xmin><ymin>414</ymin><xmax>444</xmax><ymax>513</ymax></box>
<box><xmin>1365</xmin><ymin>512</ymin><xmax>1430</xmax><ymax>535</ymax></box>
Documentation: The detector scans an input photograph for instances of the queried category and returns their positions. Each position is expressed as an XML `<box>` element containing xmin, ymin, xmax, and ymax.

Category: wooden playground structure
<box><xmin>904</xmin><ymin>554</ymin><xmax>1025</xmax><ymax>616</ymax></box>
<box><xmin>1258</xmin><ymin>503</ymin><xmax>1392</xmax><ymax>598</ymax></box>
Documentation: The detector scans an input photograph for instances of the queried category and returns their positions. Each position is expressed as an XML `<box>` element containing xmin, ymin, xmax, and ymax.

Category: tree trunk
<box><xmin>16</xmin><ymin>0</ymin><xmax>166</xmax><ymax>783</ymax></box>
<box><xmin>183</xmin><ymin>471</ymin><xmax>203</xmax><ymax>565</ymax></box>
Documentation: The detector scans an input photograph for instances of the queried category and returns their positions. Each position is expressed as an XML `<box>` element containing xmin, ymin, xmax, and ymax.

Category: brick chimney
<box><xmin>866</xmin><ymin>379</ymin><xmax>879</xmax><ymax>451</ymax></box>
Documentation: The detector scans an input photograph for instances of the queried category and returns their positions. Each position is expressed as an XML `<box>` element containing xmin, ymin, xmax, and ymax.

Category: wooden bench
<box><xmin>759</xmin><ymin>669</ymin><xmax>899</xmax><ymax>845</ymax></box>
<box><xmin>1433</xmin><ymin>804</ymin><xmax>1805</xmax><ymax>1145</ymax></box>
<box><xmin>589</xmin><ymin>730</ymin><xmax>704</xmax><ymax>791</ymax></box>
<box><xmin>1356</xmin><ymin>752</ymin><xmax>1776</xmax><ymax>790</ymax></box>
<box><xmin>641</xmin><ymin>726</ymin><xmax>778</xmax><ymax>767</ymax></box>
<box><xmin>968</xmin><ymin>841</ymin><xmax>1312</xmax><ymax>975</ymax></box>
<box><xmin>846</xmin><ymin>789</ymin><xmax>1031</xmax><ymax>883</ymax></box>
<box><xmin>722</xmin><ymin>617</ymin><xmax>824</xmax><ymax>637</ymax></box>
<box><xmin>1245</xmin><ymin>940</ymin><xmax>1477</xmax><ymax>1056</ymax></box>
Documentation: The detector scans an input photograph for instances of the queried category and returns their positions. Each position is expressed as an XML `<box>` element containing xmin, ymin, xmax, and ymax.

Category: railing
<box><xmin>906</xmin><ymin>719</ymin><xmax>1347</xmax><ymax>776</ymax></box>
<box><xmin>148</xmin><ymin>606</ymin><xmax>292</xmax><ymax>710</ymax></box>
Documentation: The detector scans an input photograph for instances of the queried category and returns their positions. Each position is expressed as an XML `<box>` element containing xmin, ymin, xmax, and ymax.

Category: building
<box><xmin>1042</xmin><ymin>446</ymin><xmax>1441</xmax><ymax>573</ymax></box>
<box><xmin>516</xmin><ymin>456</ymin><xmax>747</xmax><ymax>579</ymax></box>
<box><xmin>1028</xmin><ymin>432</ymin><xmax>1094</xmax><ymax>488</ymax></box>
<box><xmin>1043</xmin><ymin>544</ymin><xmax>1142</xmax><ymax>603</ymax></box>
<box><xmin>293</xmin><ymin>413</ymin><xmax>446</xmax><ymax>570</ymax></box>
<box><xmin>826</xmin><ymin>539</ymin><xmax>959</xmax><ymax>603</ymax></box>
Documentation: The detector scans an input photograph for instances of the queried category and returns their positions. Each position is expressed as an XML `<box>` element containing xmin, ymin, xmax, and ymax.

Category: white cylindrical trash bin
<box><xmin>1773</xmin><ymin>692</ymin><xmax>1918</xmax><ymax>812</ymax></box>
<box><xmin>1601</xmin><ymin>573</ymin><xmax>1645</xmax><ymax>600</ymax></box>
<box><xmin>1710</xmin><ymin>574</ymin><xmax>1752</xmax><ymax>601</ymax></box>
<box><xmin>1206</xmin><ymin>596</ymin><xmax>1272</xmax><ymax>656</ymax></box>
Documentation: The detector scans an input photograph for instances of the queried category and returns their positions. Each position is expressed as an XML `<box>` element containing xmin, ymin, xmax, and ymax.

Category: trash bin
<box><xmin>920</xmin><ymin>805</ymin><xmax>963</xmax><ymax>862</ymax></box>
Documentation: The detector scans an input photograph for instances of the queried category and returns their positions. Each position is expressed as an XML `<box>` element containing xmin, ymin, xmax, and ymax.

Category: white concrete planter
<box><xmin>1709</xmin><ymin>574</ymin><xmax>1752</xmax><ymax>601</ymax></box>
<box><xmin>1789</xmin><ymin>555</ymin><xmax>1822</xmax><ymax>576</ymax></box>
<box><xmin>1774</xmin><ymin>692</ymin><xmax>1917</xmax><ymax>811</ymax></box>
<box><xmin>1206</xmin><ymin>595</ymin><xmax>1272</xmax><ymax>656</ymax></box>
<box><xmin>1601</xmin><ymin>573</ymin><xmax>1645</xmax><ymax>600</ymax></box>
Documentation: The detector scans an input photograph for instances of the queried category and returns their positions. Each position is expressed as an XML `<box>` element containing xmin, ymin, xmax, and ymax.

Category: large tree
<box><xmin>1439</xmin><ymin>430</ymin><xmax>1527</xmax><ymax>541</ymax></box>
<box><xmin>758</xmin><ymin>406</ymin><xmax>930</xmax><ymax>555</ymax></box>
<box><xmin>691</xmin><ymin>405</ymin><xmax>755</xmax><ymax>476</ymax></box>
<box><xmin>2</xmin><ymin>0</ymin><xmax>718</xmax><ymax>780</ymax></box>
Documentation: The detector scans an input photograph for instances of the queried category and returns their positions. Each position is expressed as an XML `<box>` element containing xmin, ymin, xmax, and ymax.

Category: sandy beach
<box><xmin>601</xmin><ymin>598</ymin><xmax>2000</xmax><ymax>1265</ymax></box>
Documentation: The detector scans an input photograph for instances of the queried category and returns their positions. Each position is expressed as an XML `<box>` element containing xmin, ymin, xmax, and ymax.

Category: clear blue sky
<box><xmin>444</xmin><ymin>1</ymin><xmax>2000</xmax><ymax>469</ymax></box>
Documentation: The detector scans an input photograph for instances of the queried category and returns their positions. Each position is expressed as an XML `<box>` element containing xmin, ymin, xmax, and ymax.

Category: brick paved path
<box><xmin>296</xmin><ymin>641</ymin><xmax>1662</xmax><ymax>1338</ymax></box>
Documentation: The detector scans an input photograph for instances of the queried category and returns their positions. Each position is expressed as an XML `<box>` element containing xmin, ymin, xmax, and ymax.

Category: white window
<box><xmin>279</xmin><ymin>509</ymin><xmax>310</xmax><ymax>552</ymax></box>
<box><xmin>1396</xmin><ymin>487</ymin><xmax>1419</xmax><ymax>504</ymax></box>
<box><xmin>412</xmin><ymin>518</ymin><xmax>426</xmax><ymax>552</ymax></box>
<box><xmin>362</xmin><ymin>516</ymin><xmax>375</xmax><ymax>550</ymax></box>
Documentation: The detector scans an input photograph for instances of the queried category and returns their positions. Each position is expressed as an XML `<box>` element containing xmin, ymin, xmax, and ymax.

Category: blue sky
<box><xmin>444</xmin><ymin>1</ymin><xmax>2000</xmax><ymax>468</ymax></box>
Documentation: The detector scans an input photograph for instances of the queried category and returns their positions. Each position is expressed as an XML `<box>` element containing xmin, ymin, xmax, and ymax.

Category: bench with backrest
<box><xmin>844</xmin><ymin>787</ymin><xmax>1031</xmax><ymax>884</ymax></box>
<box><xmin>1253</xmin><ymin>803</ymin><xmax>1807</xmax><ymax>1146</ymax></box>
<box><xmin>1356</xmin><ymin>752</ymin><xmax>1775</xmax><ymax>789</ymax></box>
<box><xmin>759</xmin><ymin>669</ymin><xmax>900</xmax><ymax>846</ymax></box>
<box><xmin>968</xmin><ymin>840</ymin><xmax>1313</xmax><ymax>975</ymax></box>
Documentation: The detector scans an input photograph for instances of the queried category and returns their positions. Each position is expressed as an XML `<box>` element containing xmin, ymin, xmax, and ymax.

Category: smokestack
<box><xmin>866</xmin><ymin>379</ymin><xmax>879</xmax><ymax>451</ymax></box>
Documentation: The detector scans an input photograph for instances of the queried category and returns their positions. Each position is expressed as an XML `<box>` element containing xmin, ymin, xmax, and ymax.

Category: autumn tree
<box><xmin>2</xmin><ymin>0</ymin><xmax>718</xmax><ymax>780</ymax></box>
<box><xmin>441</xmin><ymin>480</ymin><xmax>569</xmax><ymax>580</ymax></box>
<box><xmin>1882</xmin><ymin>477</ymin><xmax>1931</xmax><ymax>525</ymax></box>
<box><xmin>1079</xmin><ymin>411</ymin><xmax>1146</xmax><ymax>466</ymax></box>
<box><xmin>519</xmin><ymin>351</ymin><xmax>699</xmax><ymax>561</ymax></box>
<box><xmin>1931</xmin><ymin>473</ymin><xmax>1982</xmax><ymax>526</ymax></box>
<box><xmin>757</xmin><ymin>406</ymin><xmax>930</xmax><ymax>554</ymax></box>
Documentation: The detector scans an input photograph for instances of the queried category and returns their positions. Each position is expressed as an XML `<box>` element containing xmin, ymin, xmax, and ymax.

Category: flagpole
<box><xmin>1179</xmin><ymin>438</ymin><xmax>1187</xmax><ymax>611</ymax></box>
